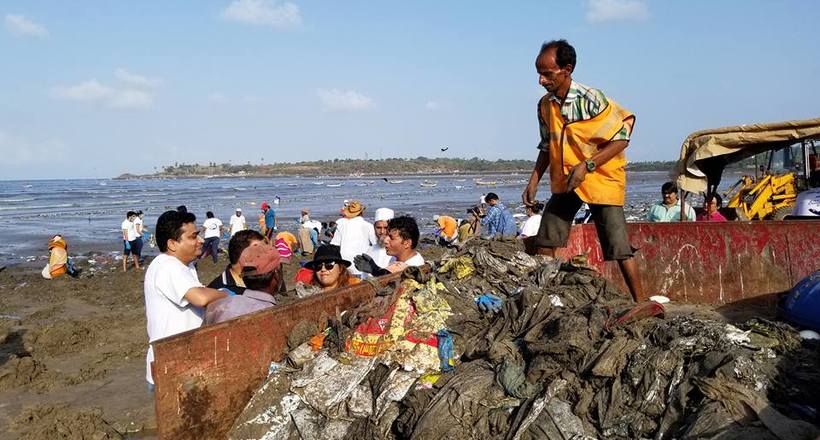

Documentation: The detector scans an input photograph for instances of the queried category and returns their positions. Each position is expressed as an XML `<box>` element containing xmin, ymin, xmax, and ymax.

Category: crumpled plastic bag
<box><xmin>438</xmin><ymin>255</ymin><xmax>476</xmax><ymax>279</ymax></box>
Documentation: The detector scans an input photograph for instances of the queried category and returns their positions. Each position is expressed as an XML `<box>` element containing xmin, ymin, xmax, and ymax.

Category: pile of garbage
<box><xmin>230</xmin><ymin>239</ymin><xmax>820</xmax><ymax>439</ymax></box>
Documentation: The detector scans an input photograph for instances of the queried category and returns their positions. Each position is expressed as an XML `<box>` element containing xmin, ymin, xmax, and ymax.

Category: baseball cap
<box><xmin>238</xmin><ymin>243</ymin><xmax>281</xmax><ymax>276</ymax></box>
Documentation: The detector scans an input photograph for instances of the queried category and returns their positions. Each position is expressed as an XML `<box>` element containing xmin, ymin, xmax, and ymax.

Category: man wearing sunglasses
<box><xmin>645</xmin><ymin>182</ymin><xmax>695</xmax><ymax>222</ymax></box>
<box><xmin>521</xmin><ymin>39</ymin><xmax>643</xmax><ymax>302</ymax></box>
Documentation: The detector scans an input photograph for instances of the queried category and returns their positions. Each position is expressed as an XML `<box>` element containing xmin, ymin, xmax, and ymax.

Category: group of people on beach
<box><xmin>141</xmin><ymin>38</ymin><xmax>682</xmax><ymax>390</ymax></box>
<box><xmin>120</xmin><ymin>210</ymin><xmax>146</xmax><ymax>272</ymax></box>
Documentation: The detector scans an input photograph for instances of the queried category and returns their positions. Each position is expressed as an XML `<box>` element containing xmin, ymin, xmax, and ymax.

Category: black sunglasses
<box><xmin>317</xmin><ymin>261</ymin><xmax>338</xmax><ymax>271</ymax></box>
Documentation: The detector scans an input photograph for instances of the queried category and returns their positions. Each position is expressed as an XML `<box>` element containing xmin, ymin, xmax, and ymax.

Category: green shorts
<box><xmin>533</xmin><ymin>191</ymin><xmax>634</xmax><ymax>261</ymax></box>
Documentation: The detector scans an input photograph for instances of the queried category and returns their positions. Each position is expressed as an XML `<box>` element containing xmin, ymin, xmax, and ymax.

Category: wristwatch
<box><xmin>585</xmin><ymin>159</ymin><xmax>597</xmax><ymax>172</ymax></box>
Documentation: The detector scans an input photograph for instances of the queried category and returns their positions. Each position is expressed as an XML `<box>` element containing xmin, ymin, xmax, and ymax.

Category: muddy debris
<box><xmin>12</xmin><ymin>403</ymin><xmax>123</xmax><ymax>440</ymax></box>
<box><xmin>226</xmin><ymin>238</ymin><xmax>819</xmax><ymax>439</ymax></box>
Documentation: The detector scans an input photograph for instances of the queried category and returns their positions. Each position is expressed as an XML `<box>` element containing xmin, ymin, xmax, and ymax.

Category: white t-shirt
<box><xmin>303</xmin><ymin>219</ymin><xmax>322</xmax><ymax>233</ymax></box>
<box><xmin>520</xmin><ymin>215</ymin><xmax>542</xmax><ymax>237</ymax></box>
<box><xmin>330</xmin><ymin>216</ymin><xmax>377</xmax><ymax>274</ymax></box>
<box><xmin>229</xmin><ymin>215</ymin><xmax>246</xmax><ymax>236</ymax></box>
<box><xmin>389</xmin><ymin>252</ymin><xmax>425</xmax><ymax>267</ymax></box>
<box><xmin>203</xmin><ymin>218</ymin><xmax>223</xmax><ymax>239</ymax></box>
<box><xmin>134</xmin><ymin>217</ymin><xmax>144</xmax><ymax>235</ymax></box>
<box><xmin>122</xmin><ymin>219</ymin><xmax>138</xmax><ymax>241</ymax></box>
<box><xmin>366</xmin><ymin>244</ymin><xmax>392</xmax><ymax>269</ymax></box>
<box><xmin>144</xmin><ymin>253</ymin><xmax>204</xmax><ymax>384</ymax></box>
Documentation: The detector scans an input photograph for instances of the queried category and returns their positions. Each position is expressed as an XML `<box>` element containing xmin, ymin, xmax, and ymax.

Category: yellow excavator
<box><xmin>675</xmin><ymin>118</ymin><xmax>820</xmax><ymax>221</ymax></box>
<box><xmin>724</xmin><ymin>171</ymin><xmax>798</xmax><ymax>220</ymax></box>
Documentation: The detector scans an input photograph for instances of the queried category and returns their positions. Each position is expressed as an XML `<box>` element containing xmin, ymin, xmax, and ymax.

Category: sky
<box><xmin>0</xmin><ymin>0</ymin><xmax>818</xmax><ymax>180</ymax></box>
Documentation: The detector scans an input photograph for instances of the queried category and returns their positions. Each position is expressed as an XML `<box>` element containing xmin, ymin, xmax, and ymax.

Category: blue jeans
<box><xmin>202</xmin><ymin>237</ymin><xmax>220</xmax><ymax>263</ymax></box>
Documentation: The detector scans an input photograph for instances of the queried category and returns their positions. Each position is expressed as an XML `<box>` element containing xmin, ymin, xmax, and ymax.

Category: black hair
<box><xmin>661</xmin><ymin>182</ymin><xmax>678</xmax><ymax>194</ymax></box>
<box><xmin>228</xmin><ymin>229</ymin><xmax>265</xmax><ymax>265</ymax></box>
<box><xmin>242</xmin><ymin>267</ymin><xmax>282</xmax><ymax>291</ymax></box>
<box><xmin>539</xmin><ymin>39</ymin><xmax>576</xmax><ymax>70</ymax></box>
<box><xmin>387</xmin><ymin>215</ymin><xmax>420</xmax><ymax>249</ymax></box>
<box><xmin>706</xmin><ymin>193</ymin><xmax>723</xmax><ymax>206</ymax></box>
<box><xmin>136</xmin><ymin>210</ymin><xmax>143</xmax><ymax>216</ymax></box>
<box><xmin>485</xmin><ymin>192</ymin><xmax>499</xmax><ymax>202</ymax></box>
<box><xmin>530</xmin><ymin>202</ymin><xmax>545</xmax><ymax>214</ymax></box>
<box><xmin>176</xmin><ymin>205</ymin><xmax>188</xmax><ymax>213</ymax></box>
<box><xmin>156</xmin><ymin>210</ymin><xmax>197</xmax><ymax>253</ymax></box>
<box><xmin>206</xmin><ymin>211</ymin><xmax>214</xmax><ymax>218</ymax></box>
<box><xmin>126</xmin><ymin>210</ymin><xmax>136</xmax><ymax>218</ymax></box>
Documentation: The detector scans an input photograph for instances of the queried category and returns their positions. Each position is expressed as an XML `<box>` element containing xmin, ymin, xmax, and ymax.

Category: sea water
<box><xmin>0</xmin><ymin>171</ymin><xmax>734</xmax><ymax>265</ymax></box>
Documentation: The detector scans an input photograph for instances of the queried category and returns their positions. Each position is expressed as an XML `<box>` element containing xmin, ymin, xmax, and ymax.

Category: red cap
<box><xmin>261</xmin><ymin>201</ymin><xmax>269</xmax><ymax>210</ymax></box>
<box><xmin>239</xmin><ymin>243</ymin><xmax>281</xmax><ymax>276</ymax></box>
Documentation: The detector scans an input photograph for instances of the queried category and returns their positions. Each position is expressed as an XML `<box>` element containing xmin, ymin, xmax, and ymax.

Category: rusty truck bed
<box><xmin>150</xmin><ymin>220</ymin><xmax>820</xmax><ymax>439</ymax></box>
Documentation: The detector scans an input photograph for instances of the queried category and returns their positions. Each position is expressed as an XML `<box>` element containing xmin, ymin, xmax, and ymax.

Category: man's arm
<box><xmin>184</xmin><ymin>286</ymin><xmax>228</xmax><ymax>308</ymax></box>
<box><xmin>523</xmin><ymin>147</ymin><xmax>551</xmax><ymax>207</ymax></box>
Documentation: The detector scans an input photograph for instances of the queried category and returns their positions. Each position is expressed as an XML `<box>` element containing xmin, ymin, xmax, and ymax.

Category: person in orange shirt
<box><xmin>432</xmin><ymin>214</ymin><xmax>458</xmax><ymax>246</ymax></box>
<box><xmin>521</xmin><ymin>39</ymin><xmax>643</xmax><ymax>302</ymax></box>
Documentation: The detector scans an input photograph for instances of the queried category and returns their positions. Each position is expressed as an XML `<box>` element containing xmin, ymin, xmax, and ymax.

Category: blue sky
<box><xmin>1</xmin><ymin>0</ymin><xmax>818</xmax><ymax>179</ymax></box>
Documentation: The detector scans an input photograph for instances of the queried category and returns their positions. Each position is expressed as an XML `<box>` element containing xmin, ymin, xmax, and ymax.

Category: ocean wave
<box><xmin>0</xmin><ymin>197</ymin><xmax>35</xmax><ymax>203</ymax></box>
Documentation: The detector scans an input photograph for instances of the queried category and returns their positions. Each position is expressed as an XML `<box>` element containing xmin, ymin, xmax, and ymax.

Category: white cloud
<box><xmin>316</xmin><ymin>89</ymin><xmax>375</xmax><ymax>112</ymax></box>
<box><xmin>4</xmin><ymin>14</ymin><xmax>48</xmax><ymax>38</ymax></box>
<box><xmin>425</xmin><ymin>101</ymin><xmax>440</xmax><ymax>111</ymax></box>
<box><xmin>115</xmin><ymin>68</ymin><xmax>162</xmax><ymax>88</ymax></box>
<box><xmin>51</xmin><ymin>79</ymin><xmax>154</xmax><ymax>110</ymax></box>
<box><xmin>586</xmin><ymin>0</ymin><xmax>649</xmax><ymax>23</ymax></box>
<box><xmin>221</xmin><ymin>0</ymin><xmax>302</xmax><ymax>29</ymax></box>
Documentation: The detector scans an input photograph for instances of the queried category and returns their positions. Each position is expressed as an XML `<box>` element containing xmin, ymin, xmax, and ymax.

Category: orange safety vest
<box><xmin>540</xmin><ymin>97</ymin><xmax>635</xmax><ymax>206</ymax></box>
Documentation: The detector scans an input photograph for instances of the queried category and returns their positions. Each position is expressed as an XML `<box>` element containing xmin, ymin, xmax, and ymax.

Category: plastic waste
<box><xmin>475</xmin><ymin>293</ymin><xmax>502</xmax><ymax>313</ymax></box>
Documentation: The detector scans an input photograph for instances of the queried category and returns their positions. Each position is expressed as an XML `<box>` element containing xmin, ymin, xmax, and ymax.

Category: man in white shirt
<box><xmin>229</xmin><ymin>208</ymin><xmax>246</xmax><ymax>237</ymax></box>
<box><xmin>519</xmin><ymin>202</ymin><xmax>544</xmax><ymax>238</ymax></box>
<box><xmin>144</xmin><ymin>210</ymin><xmax>229</xmax><ymax>388</ymax></box>
<box><xmin>384</xmin><ymin>215</ymin><xmax>425</xmax><ymax>272</ymax></box>
<box><xmin>366</xmin><ymin>207</ymin><xmax>394</xmax><ymax>268</ymax></box>
<box><xmin>121</xmin><ymin>211</ymin><xmax>140</xmax><ymax>272</ymax></box>
<box><xmin>330</xmin><ymin>200</ymin><xmax>377</xmax><ymax>275</ymax></box>
<box><xmin>200</xmin><ymin>211</ymin><xmax>224</xmax><ymax>264</ymax></box>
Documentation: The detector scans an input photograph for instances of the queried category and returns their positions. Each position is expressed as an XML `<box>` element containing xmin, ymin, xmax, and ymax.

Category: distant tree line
<box><xmin>138</xmin><ymin>157</ymin><xmax>694</xmax><ymax>178</ymax></box>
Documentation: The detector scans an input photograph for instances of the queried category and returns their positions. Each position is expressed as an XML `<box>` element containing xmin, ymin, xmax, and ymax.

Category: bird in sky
<box><xmin>441</xmin><ymin>146</ymin><xmax>449</xmax><ymax>152</ymax></box>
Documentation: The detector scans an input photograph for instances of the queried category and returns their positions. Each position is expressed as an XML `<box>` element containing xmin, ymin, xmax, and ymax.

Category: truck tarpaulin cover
<box><xmin>674</xmin><ymin>118</ymin><xmax>820</xmax><ymax>194</ymax></box>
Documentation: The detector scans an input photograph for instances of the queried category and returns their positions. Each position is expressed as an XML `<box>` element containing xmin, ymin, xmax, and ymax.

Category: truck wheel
<box><xmin>735</xmin><ymin>207</ymin><xmax>751</xmax><ymax>221</ymax></box>
<box><xmin>771</xmin><ymin>205</ymin><xmax>795</xmax><ymax>220</ymax></box>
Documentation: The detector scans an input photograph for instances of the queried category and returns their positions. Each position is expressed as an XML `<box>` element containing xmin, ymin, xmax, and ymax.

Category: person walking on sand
<box><xmin>199</xmin><ymin>211</ymin><xmax>223</xmax><ymax>264</ymax></box>
<box><xmin>144</xmin><ymin>210</ymin><xmax>230</xmax><ymax>389</ymax></box>
<box><xmin>521</xmin><ymin>39</ymin><xmax>643</xmax><ymax>302</ymax></box>
<box><xmin>229</xmin><ymin>208</ymin><xmax>246</xmax><ymax>237</ymax></box>
<box><xmin>121</xmin><ymin>211</ymin><xmax>141</xmax><ymax>271</ymax></box>
<box><xmin>261</xmin><ymin>202</ymin><xmax>278</xmax><ymax>240</ymax></box>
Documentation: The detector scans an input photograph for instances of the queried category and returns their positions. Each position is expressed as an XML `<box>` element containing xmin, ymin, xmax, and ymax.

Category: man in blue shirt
<box><xmin>645</xmin><ymin>182</ymin><xmax>695</xmax><ymax>222</ymax></box>
<box><xmin>261</xmin><ymin>201</ymin><xmax>278</xmax><ymax>239</ymax></box>
<box><xmin>481</xmin><ymin>192</ymin><xmax>517</xmax><ymax>238</ymax></box>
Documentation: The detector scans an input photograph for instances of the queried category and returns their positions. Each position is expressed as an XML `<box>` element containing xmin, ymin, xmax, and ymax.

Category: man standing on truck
<box><xmin>521</xmin><ymin>39</ymin><xmax>643</xmax><ymax>302</ymax></box>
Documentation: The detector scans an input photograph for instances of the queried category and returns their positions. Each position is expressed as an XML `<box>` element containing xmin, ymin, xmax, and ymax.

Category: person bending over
<box><xmin>204</xmin><ymin>243</ymin><xmax>281</xmax><ymax>324</ymax></box>
<box><xmin>208</xmin><ymin>229</ymin><xmax>267</xmax><ymax>295</ymax></box>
